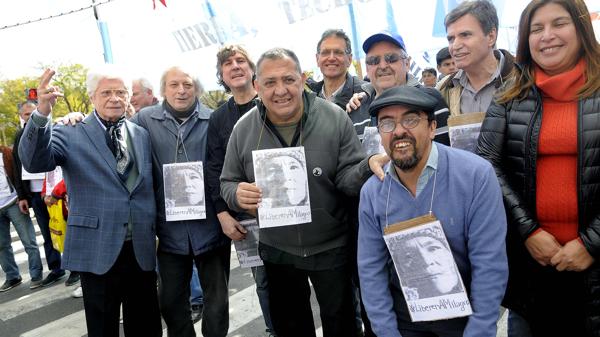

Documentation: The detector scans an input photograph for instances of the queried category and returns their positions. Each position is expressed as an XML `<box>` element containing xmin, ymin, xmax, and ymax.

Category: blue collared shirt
<box><xmin>386</xmin><ymin>142</ymin><xmax>438</xmax><ymax>197</ymax></box>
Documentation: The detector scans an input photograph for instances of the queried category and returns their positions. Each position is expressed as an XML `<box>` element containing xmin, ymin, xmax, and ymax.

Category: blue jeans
<box><xmin>0</xmin><ymin>202</ymin><xmax>43</xmax><ymax>281</ymax></box>
<box><xmin>251</xmin><ymin>265</ymin><xmax>274</xmax><ymax>331</ymax></box>
<box><xmin>190</xmin><ymin>264</ymin><xmax>203</xmax><ymax>305</ymax></box>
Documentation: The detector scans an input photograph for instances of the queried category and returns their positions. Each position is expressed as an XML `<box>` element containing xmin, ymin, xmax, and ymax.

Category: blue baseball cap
<box><xmin>362</xmin><ymin>31</ymin><xmax>406</xmax><ymax>53</ymax></box>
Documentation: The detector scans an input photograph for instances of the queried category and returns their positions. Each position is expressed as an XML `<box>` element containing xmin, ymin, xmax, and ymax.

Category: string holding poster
<box><xmin>384</xmin><ymin>215</ymin><xmax>472</xmax><ymax>322</ymax></box>
<box><xmin>233</xmin><ymin>219</ymin><xmax>263</xmax><ymax>268</ymax></box>
<box><xmin>163</xmin><ymin>161</ymin><xmax>206</xmax><ymax>221</ymax></box>
<box><xmin>252</xmin><ymin>146</ymin><xmax>311</xmax><ymax>228</ymax></box>
<box><xmin>447</xmin><ymin>112</ymin><xmax>486</xmax><ymax>153</ymax></box>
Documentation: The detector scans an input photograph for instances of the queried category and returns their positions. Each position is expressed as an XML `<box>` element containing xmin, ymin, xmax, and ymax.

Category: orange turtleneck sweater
<box><xmin>534</xmin><ymin>59</ymin><xmax>585</xmax><ymax>245</ymax></box>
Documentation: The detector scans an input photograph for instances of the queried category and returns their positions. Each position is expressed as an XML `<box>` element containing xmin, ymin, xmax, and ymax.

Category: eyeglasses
<box><xmin>318</xmin><ymin>49</ymin><xmax>348</xmax><ymax>57</ymax></box>
<box><xmin>98</xmin><ymin>89</ymin><xmax>128</xmax><ymax>99</ymax></box>
<box><xmin>365</xmin><ymin>52</ymin><xmax>406</xmax><ymax>66</ymax></box>
<box><xmin>378</xmin><ymin>115</ymin><xmax>422</xmax><ymax>133</ymax></box>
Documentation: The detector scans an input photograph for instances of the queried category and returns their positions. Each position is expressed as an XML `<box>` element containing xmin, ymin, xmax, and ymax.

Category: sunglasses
<box><xmin>365</xmin><ymin>53</ymin><xmax>406</xmax><ymax>66</ymax></box>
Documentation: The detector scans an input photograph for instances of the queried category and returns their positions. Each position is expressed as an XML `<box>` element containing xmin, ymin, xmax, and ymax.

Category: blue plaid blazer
<box><xmin>18</xmin><ymin>114</ymin><xmax>157</xmax><ymax>274</ymax></box>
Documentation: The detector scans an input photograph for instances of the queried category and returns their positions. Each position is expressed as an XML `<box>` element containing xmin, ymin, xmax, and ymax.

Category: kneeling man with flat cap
<box><xmin>357</xmin><ymin>86</ymin><xmax>508</xmax><ymax>337</ymax></box>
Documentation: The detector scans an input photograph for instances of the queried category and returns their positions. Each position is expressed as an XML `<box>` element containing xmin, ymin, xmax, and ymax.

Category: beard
<box><xmin>390</xmin><ymin>136</ymin><xmax>421</xmax><ymax>171</ymax></box>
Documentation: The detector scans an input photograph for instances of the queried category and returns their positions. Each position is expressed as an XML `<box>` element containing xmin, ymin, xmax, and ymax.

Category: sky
<box><xmin>1</xmin><ymin>0</ymin><xmax>599</xmax><ymax>91</ymax></box>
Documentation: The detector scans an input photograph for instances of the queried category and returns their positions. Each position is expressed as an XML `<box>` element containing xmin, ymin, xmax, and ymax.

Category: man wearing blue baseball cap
<box><xmin>357</xmin><ymin>86</ymin><xmax>508</xmax><ymax>337</ymax></box>
<box><xmin>347</xmin><ymin>31</ymin><xmax>418</xmax><ymax>113</ymax></box>
<box><xmin>348</xmin><ymin>31</ymin><xmax>449</xmax><ymax>145</ymax></box>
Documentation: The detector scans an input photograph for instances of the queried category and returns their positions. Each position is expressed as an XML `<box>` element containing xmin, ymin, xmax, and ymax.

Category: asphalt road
<box><xmin>1</xmin><ymin>221</ymin><xmax>507</xmax><ymax>337</ymax></box>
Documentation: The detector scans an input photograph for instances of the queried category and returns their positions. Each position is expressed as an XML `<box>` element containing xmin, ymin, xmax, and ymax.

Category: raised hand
<box><xmin>37</xmin><ymin>68</ymin><xmax>64</xmax><ymax>115</ymax></box>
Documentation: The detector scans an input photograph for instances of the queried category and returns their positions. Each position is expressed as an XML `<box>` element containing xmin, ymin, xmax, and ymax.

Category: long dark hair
<box><xmin>498</xmin><ymin>0</ymin><xmax>600</xmax><ymax>103</ymax></box>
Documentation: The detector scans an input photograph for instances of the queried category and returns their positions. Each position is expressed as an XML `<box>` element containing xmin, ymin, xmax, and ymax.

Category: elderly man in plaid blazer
<box><xmin>18</xmin><ymin>67</ymin><xmax>161</xmax><ymax>337</ymax></box>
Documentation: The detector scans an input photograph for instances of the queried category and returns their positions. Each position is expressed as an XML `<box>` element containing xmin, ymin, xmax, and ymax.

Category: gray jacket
<box><xmin>220</xmin><ymin>91</ymin><xmax>372</xmax><ymax>257</ymax></box>
<box><xmin>131</xmin><ymin>102</ymin><xmax>229</xmax><ymax>255</ymax></box>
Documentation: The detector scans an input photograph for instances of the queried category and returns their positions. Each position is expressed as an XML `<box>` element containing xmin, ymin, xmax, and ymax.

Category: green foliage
<box><xmin>352</xmin><ymin>59</ymin><xmax>364</xmax><ymax>80</ymax></box>
<box><xmin>200</xmin><ymin>90</ymin><xmax>230</xmax><ymax>110</ymax></box>
<box><xmin>50</xmin><ymin>64</ymin><xmax>92</xmax><ymax>116</ymax></box>
<box><xmin>303</xmin><ymin>70</ymin><xmax>315</xmax><ymax>91</ymax></box>
<box><xmin>0</xmin><ymin>63</ymin><xmax>91</xmax><ymax>146</ymax></box>
<box><xmin>0</xmin><ymin>76</ymin><xmax>38</xmax><ymax>146</ymax></box>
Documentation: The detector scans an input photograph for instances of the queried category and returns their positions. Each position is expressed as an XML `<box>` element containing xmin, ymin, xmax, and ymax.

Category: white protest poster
<box><xmin>163</xmin><ymin>161</ymin><xmax>206</xmax><ymax>221</ymax></box>
<box><xmin>447</xmin><ymin>112</ymin><xmax>486</xmax><ymax>153</ymax></box>
<box><xmin>384</xmin><ymin>216</ymin><xmax>472</xmax><ymax>322</ymax></box>
<box><xmin>362</xmin><ymin>126</ymin><xmax>386</xmax><ymax>156</ymax></box>
<box><xmin>22</xmin><ymin>166</ymin><xmax>45</xmax><ymax>180</ymax></box>
<box><xmin>45</xmin><ymin>166</ymin><xmax>63</xmax><ymax>196</ymax></box>
<box><xmin>252</xmin><ymin>146</ymin><xmax>311</xmax><ymax>228</ymax></box>
<box><xmin>233</xmin><ymin>219</ymin><xmax>263</xmax><ymax>268</ymax></box>
<box><xmin>0</xmin><ymin>154</ymin><xmax>8</xmax><ymax>193</ymax></box>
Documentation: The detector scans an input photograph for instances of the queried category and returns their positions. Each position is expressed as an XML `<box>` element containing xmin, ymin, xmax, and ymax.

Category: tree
<box><xmin>49</xmin><ymin>64</ymin><xmax>91</xmax><ymax>115</ymax></box>
<box><xmin>0</xmin><ymin>63</ymin><xmax>90</xmax><ymax>146</ymax></box>
<box><xmin>0</xmin><ymin>76</ymin><xmax>38</xmax><ymax>146</ymax></box>
<box><xmin>200</xmin><ymin>90</ymin><xmax>230</xmax><ymax>110</ymax></box>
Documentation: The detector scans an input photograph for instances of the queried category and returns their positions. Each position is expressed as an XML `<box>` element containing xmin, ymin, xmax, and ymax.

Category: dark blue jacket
<box><xmin>132</xmin><ymin>103</ymin><xmax>230</xmax><ymax>255</ymax></box>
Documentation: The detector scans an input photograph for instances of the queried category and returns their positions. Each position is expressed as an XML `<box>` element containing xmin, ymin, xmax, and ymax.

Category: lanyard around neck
<box><xmin>174</xmin><ymin>127</ymin><xmax>190</xmax><ymax>163</ymax></box>
<box><xmin>385</xmin><ymin>169</ymin><xmax>437</xmax><ymax>228</ymax></box>
<box><xmin>256</xmin><ymin>111</ymin><xmax>304</xmax><ymax>151</ymax></box>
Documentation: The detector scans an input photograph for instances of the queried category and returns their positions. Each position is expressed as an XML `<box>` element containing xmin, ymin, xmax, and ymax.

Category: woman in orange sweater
<box><xmin>477</xmin><ymin>0</ymin><xmax>600</xmax><ymax>336</ymax></box>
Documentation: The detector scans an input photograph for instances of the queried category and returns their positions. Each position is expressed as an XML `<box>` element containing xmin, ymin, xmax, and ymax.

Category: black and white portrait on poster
<box><xmin>45</xmin><ymin>166</ymin><xmax>63</xmax><ymax>195</ymax></box>
<box><xmin>163</xmin><ymin>161</ymin><xmax>206</xmax><ymax>221</ymax></box>
<box><xmin>447</xmin><ymin>112</ymin><xmax>485</xmax><ymax>153</ymax></box>
<box><xmin>233</xmin><ymin>219</ymin><xmax>263</xmax><ymax>268</ymax></box>
<box><xmin>449</xmin><ymin>123</ymin><xmax>482</xmax><ymax>153</ymax></box>
<box><xmin>252</xmin><ymin>146</ymin><xmax>311</xmax><ymax>228</ymax></box>
<box><xmin>362</xmin><ymin>126</ymin><xmax>386</xmax><ymax>156</ymax></box>
<box><xmin>384</xmin><ymin>220</ymin><xmax>472</xmax><ymax>322</ymax></box>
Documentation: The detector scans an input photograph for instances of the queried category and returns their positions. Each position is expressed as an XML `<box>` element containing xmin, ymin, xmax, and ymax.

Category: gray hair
<box><xmin>133</xmin><ymin>77</ymin><xmax>154</xmax><ymax>92</ymax></box>
<box><xmin>256</xmin><ymin>48</ymin><xmax>302</xmax><ymax>77</ymax></box>
<box><xmin>159</xmin><ymin>66</ymin><xmax>204</xmax><ymax>98</ymax></box>
<box><xmin>86</xmin><ymin>64</ymin><xmax>132</xmax><ymax>97</ymax></box>
<box><xmin>316</xmin><ymin>29</ymin><xmax>352</xmax><ymax>55</ymax></box>
<box><xmin>19</xmin><ymin>101</ymin><xmax>37</xmax><ymax>112</ymax></box>
<box><xmin>445</xmin><ymin>0</ymin><xmax>498</xmax><ymax>36</ymax></box>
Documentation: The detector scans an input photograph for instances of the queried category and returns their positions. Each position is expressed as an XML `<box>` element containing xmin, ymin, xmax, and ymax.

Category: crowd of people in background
<box><xmin>1</xmin><ymin>0</ymin><xmax>600</xmax><ymax>337</ymax></box>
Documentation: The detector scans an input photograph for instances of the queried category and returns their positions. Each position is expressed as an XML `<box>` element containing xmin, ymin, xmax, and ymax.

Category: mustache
<box><xmin>390</xmin><ymin>135</ymin><xmax>415</xmax><ymax>145</ymax></box>
<box><xmin>375</xmin><ymin>68</ymin><xmax>394</xmax><ymax>77</ymax></box>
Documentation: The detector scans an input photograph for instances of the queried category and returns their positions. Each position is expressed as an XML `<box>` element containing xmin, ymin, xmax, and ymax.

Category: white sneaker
<box><xmin>71</xmin><ymin>286</ymin><xmax>83</xmax><ymax>298</ymax></box>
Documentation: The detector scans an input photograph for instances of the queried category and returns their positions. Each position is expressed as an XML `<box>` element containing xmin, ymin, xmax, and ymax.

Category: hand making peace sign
<box><xmin>36</xmin><ymin>68</ymin><xmax>64</xmax><ymax>115</ymax></box>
